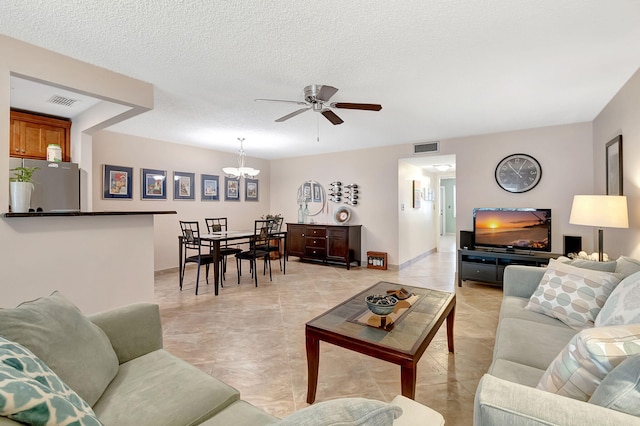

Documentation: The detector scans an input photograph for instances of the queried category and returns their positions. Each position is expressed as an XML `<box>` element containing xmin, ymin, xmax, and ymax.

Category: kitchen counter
<box><xmin>4</xmin><ymin>210</ymin><xmax>176</xmax><ymax>218</ymax></box>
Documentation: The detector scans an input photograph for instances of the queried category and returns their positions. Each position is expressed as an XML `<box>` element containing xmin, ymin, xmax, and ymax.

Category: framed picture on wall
<box><xmin>225</xmin><ymin>176</ymin><xmax>240</xmax><ymax>201</ymax></box>
<box><xmin>103</xmin><ymin>164</ymin><xmax>133</xmax><ymax>199</ymax></box>
<box><xmin>606</xmin><ymin>135</ymin><xmax>623</xmax><ymax>195</ymax></box>
<box><xmin>141</xmin><ymin>168</ymin><xmax>166</xmax><ymax>200</ymax></box>
<box><xmin>412</xmin><ymin>180</ymin><xmax>421</xmax><ymax>208</ymax></box>
<box><xmin>245</xmin><ymin>178</ymin><xmax>259</xmax><ymax>201</ymax></box>
<box><xmin>201</xmin><ymin>174</ymin><xmax>220</xmax><ymax>201</ymax></box>
<box><xmin>173</xmin><ymin>171</ymin><xmax>195</xmax><ymax>200</ymax></box>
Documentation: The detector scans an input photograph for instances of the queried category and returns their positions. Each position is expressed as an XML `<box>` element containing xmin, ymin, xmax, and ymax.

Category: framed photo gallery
<box><xmin>102</xmin><ymin>164</ymin><xmax>259</xmax><ymax>202</ymax></box>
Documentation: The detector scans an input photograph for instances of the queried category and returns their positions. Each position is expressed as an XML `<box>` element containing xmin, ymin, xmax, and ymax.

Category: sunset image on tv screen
<box><xmin>475</xmin><ymin>210</ymin><xmax>550</xmax><ymax>250</ymax></box>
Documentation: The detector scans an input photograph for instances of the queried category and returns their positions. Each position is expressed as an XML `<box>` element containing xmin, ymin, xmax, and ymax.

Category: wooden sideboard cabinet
<box><xmin>10</xmin><ymin>110</ymin><xmax>71</xmax><ymax>161</ymax></box>
<box><xmin>286</xmin><ymin>223</ymin><xmax>362</xmax><ymax>269</ymax></box>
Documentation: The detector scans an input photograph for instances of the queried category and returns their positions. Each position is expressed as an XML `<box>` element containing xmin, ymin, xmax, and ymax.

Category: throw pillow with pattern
<box><xmin>537</xmin><ymin>324</ymin><xmax>640</xmax><ymax>401</ymax></box>
<box><xmin>0</xmin><ymin>337</ymin><xmax>102</xmax><ymax>425</ymax></box>
<box><xmin>525</xmin><ymin>259</ymin><xmax>622</xmax><ymax>329</ymax></box>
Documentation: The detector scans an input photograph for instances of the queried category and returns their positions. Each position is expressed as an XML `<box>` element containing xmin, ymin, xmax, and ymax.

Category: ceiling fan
<box><xmin>255</xmin><ymin>84</ymin><xmax>382</xmax><ymax>125</ymax></box>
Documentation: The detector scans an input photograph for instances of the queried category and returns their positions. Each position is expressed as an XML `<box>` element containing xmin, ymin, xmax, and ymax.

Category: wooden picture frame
<box><xmin>412</xmin><ymin>180</ymin><xmax>421</xmax><ymax>208</ymax></box>
<box><xmin>103</xmin><ymin>164</ymin><xmax>133</xmax><ymax>199</ymax></box>
<box><xmin>141</xmin><ymin>168</ymin><xmax>166</xmax><ymax>200</ymax></box>
<box><xmin>173</xmin><ymin>171</ymin><xmax>195</xmax><ymax>200</ymax></box>
<box><xmin>225</xmin><ymin>176</ymin><xmax>240</xmax><ymax>201</ymax></box>
<box><xmin>606</xmin><ymin>135</ymin><xmax>623</xmax><ymax>195</ymax></box>
<box><xmin>245</xmin><ymin>178</ymin><xmax>259</xmax><ymax>202</ymax></box>
<box><xmin>201</xmin><ymin>174</ymin><xmax>220</xmax><ymax>201</ymax></box>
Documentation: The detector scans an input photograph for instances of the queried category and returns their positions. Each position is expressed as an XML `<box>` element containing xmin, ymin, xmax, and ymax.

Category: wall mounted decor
<box><xmin>606</xmin><ymin>135</ymin><xmax>623</xmax><ymax>195</ymax></box>
<box><xmin>225</xmin><ymin>176</ymin><xmax>240</xmax><ymax>201</ymax></box>
<box><xmin>412</xmin><ymin>180</ymin><xmax>421</xmax><ymax>208</ymax></box>
<box><xmin>173</xmin><ymin>171</ymin><xmax>195</xmax><ymax>200</ymax></box>
<box><xmin>245</xmin><ymin>178</ymin><xmax>259</xmax><ymax>201</ymax></box>
<box><xmin>494</xmin><ymin>153</ymin><xmax>542</xmax><ymax>193</ymax></box>
<box><xmin>328</xmin><ymin>181</ymin><xmax>342</xmax><ymax>203</ymax></box>
<box><xmin>344</xmin><ymin>183</ymin><xmax>359</xmax><ymax>206</ymax></box>
<box><xmin>103</xmin><ymin>164</ymin><xmax>133</xmax><ymax>199</ymax></box>
<box><xmin>201</xmin><ymin>174</ymin><xmax>219</xmax><ymax>201</ymax></box>
<box><xmin>141</xmin><ymin>168</ymin><xmax>166</xmax><ymax>200</ymax></box>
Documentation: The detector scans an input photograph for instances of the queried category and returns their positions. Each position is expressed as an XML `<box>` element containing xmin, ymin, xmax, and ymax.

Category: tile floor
<box><xmin>154</xmin><ymin>236</ymin><xmax>504</xmax><ymax>425</ymax></box>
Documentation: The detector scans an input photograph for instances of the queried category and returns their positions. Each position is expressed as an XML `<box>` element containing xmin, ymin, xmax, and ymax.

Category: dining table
<box><xmin>178</xmin><ymin>229</ymin><xmax>287</xmax><ymax>295</ymax></box>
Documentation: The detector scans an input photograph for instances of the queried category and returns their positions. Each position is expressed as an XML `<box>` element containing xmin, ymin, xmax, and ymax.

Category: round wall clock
<box><xmin>495</xmin><ymin>153</ymin><xmax>542</xmax><ymax>193</ymax></box>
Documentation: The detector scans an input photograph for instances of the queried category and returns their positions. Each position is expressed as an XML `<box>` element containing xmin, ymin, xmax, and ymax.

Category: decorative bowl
<box><xmin>365</xmin><ymin>294</ymin><xmax>398</xmax><ymax>316</ymax></box>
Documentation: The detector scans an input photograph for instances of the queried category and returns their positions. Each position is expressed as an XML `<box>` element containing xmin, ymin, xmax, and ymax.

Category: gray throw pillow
<box><xmin>589</xmin><ymin>354</ymin><xmax>640</xmax><ymax>416</ymax></box>
<box><xmin>275</xmin><ymin>398</ymin><xmax>402</xmax><ymax>426</ymax></box>
<box><xmin>616</xmin><ymin>256</ymin><xmax>640</xmax><ymax>278</ymax></box>
<box><xmin>0</xmin><ymin>291</ymin><xmax>118</xmax><ymax>406</ymax></box>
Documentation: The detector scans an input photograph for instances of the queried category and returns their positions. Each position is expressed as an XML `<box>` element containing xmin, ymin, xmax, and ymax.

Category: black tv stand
<box><xmin>458</xmin><ymin>248</ymin><xmax>561</xmax><ymax>287</ymax></box>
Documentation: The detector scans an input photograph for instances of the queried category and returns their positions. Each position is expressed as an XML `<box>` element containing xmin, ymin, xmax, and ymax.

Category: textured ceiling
<box><xmin>2</xmin><ymin>1</ymin><xmax>640</xmax><ymax>160</ymax></box>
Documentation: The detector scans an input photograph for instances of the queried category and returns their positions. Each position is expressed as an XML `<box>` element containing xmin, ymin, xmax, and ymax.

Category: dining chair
<box><xmin>267</xmin><ymin>216</ymin><xmax>285</xmax><ymax>272</ymax></box>
<box><xmin>204</xmin><ymin>217</ymin><xmax>242</xmax><ymax>285</ymax></box>
<box><xmin>235</xmin><ymin>219</ymin><xmax>273</xmax><ymax>287</ymax></box>
<box><xmin>179</xmin><ymin>221</ymin><xmax>215</xmax><ymax>295</ymax></box>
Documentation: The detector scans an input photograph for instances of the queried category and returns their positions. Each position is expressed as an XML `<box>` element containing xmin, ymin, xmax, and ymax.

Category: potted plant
<box><xmin>9</xmin><ymin>166</ymin><xmax>38</xmax><ymax>213</ymax></box>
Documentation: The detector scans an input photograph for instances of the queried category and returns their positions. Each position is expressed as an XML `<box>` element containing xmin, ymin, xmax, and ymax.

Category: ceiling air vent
<box><xmin>46</xmin><ymin>94</ymin><xmax>80</xmax><ymax>107</ymax></box>
<box><xmin>413</xmin><ymin>141</ymin><xmax>439</xmax><ymax>155</ymax></box>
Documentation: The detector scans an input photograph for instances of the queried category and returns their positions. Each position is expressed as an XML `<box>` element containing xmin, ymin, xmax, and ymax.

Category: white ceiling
<box><xmin>2</xmin><ymin>1</ymin><xmax>640</xmax><ymax>160</ymax></box>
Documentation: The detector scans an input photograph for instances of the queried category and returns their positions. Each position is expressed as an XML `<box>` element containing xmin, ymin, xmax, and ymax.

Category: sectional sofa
<box><xmin>474</xmin><ymin>257</ymin><xmax>640</xmax><ymax>425</ymax></box>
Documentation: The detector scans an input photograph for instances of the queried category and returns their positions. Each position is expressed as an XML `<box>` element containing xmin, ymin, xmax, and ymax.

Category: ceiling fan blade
<box><xmin>255</xmin><ymin>98</ymin><xmax>308</xmax><ymax>106</ymax></box>
<box><xmin>321</xmin><ymin>109</ymin><xmax>344</xmax><ymax>125</ymax></box>
<box><xmin>316</xmin><ymin>85</ymin><xmax>339</xmax><ymax>102</ymax></box>
<box><xmin>275</xmin><ymin>107</ymin><xmax>311</xmax><ymax>122</ymax></box>
<box><xmin>330</xmin><ymin>102</ymin><xmax>382</xmax><ymax>111</ymax></box>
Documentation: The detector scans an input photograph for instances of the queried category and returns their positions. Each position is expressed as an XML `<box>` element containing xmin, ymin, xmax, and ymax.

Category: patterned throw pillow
<box><xmin>0</xmin><ymin>337</ymin><xmax>102</xmax><ymax>425</ymax></box>
<box><xmin>525</xmin><ymin>259</ymin><xmax>622</xmax><ymax>329</ymax></box>
<box><xmin>595</xmin><ymin>270</ymin><xmax>640</xmax><ymax>326</ymax></box>
<box><xmin>537</xmin><ymin>324</ymin><xmax>640</xmax><ymax>401</ymax></box>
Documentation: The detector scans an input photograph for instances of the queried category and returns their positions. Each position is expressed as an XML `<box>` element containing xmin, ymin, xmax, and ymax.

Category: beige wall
<box><xmin>593</xmin><ymin>67</ymin><xmax>640</xmax><ymax>259</ymax></box>
<box><xmin>446</xmin><ymin>122</ymin><xmax>594</xmax><ymax>255</ymax></box>
<box><xmin>92</xmin><ymin>131</ymin><xmax>272</xmax><ymax>271</ymax></box>
<box><xmin>0</xmin><ymin>35</ymin><xmax>156</xmax><ymax>313</ymax></box>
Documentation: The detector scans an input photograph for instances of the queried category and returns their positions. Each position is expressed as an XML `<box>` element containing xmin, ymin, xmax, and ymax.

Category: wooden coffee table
<box><xmin>305</xmin><ymin>281</ymin><xmax>455</xmax><ymax>402</ymax></box>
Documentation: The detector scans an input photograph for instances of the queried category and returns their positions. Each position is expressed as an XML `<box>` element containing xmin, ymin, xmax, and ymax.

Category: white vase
<box><xmin>10</xmin><ymin>181</ymin><xmax>33</xmax><ymax>213</ymax></box>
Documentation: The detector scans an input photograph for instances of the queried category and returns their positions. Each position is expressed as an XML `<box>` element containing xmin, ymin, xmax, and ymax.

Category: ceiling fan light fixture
<box><xmin>224</xmin><ymin>138</ymin><xmax>260</xmax><ymax>178</ymax></box>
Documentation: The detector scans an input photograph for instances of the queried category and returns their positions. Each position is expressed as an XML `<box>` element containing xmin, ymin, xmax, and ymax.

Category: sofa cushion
<box><xmin>0</xmin><ymin>337</ymin><xmax>101</xmax><ymax>426</ymax></box>
<box><xmin>595</xmin><ymin>270</ymin><xmax>640</xmax><ymax>326</ymax></box>
<box><xmin>537</xmin><ymin>324</ymin><xmax>640</xmax><ymax>401</ymax></box>
<box><xmin>557</xmin><ymin>256</ymin><xmax>618</xmax><ymax>272</ymax></box>
<box><xmin>499</xmin><ymin>296</ymin><xmax>574</xmax><ymax>328</ymax></box>
<box><xmin>494</xmin><ymin>318</ymin><xmax>577</xmax><ymax>370</ymax></box>
<box><xmin>274</xmin><ymin>398</ymin><xmax>402</xmax><ymax>426</ymax></box>
<box><xmin>525</xmin><ymin>259</ymin><xmax>622</xmax><ymax>329</ymax></box>
<box><xmin>0</xmin><ymin>291</ymin><xmax>118</xmax><ymax>406</ymax></box>
<box><xmin>615</xmin><ymin>255</ymin><xmax>640</xmax><ymax>277</ymax></box>
<box><xmin>588</xmin><ymin>354</ymin><xmax>640</xmax><ymax>416</ymax></box>
<box><xmin>198</xmin><ymin>400</ymin><xmax>278</xmax><ymax>426</ymax></box>
<box><xmin>488</xmin><ymin>359</ymin><xmax>546</xmax><ymax>387</ymax></box>
<box><xmin>92</xmin><ymin>349</ymin><xmax>239</xmax><ymax>426</ymax></box>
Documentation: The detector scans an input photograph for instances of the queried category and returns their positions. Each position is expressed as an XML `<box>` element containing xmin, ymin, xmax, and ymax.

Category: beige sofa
<box><xmin>0</xmin><ymin>293</ymin><xmax>443</xmax><ymax>425</ymax></box>
<box><xmin>474</xmin><ymin>264</ymin><xmax>640</xmax><ymax>426</ymax></box>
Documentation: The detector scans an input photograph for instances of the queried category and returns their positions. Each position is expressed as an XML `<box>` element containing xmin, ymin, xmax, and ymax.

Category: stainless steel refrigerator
<box><xmin>10</xmin><ymin>158</ymin><xmax>80</xmax><ymax>212</ymax></box>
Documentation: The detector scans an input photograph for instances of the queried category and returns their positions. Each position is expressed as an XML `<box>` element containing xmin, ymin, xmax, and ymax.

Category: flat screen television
<box><xmin>473</xmin><ymin>208</ymin><xmax>551</xmax><ymax>252</ymax></box>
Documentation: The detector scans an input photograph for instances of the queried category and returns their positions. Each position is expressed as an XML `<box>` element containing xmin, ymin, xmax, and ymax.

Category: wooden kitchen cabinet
<box><xmin>286</xmin><ymin>223</ymin><xmax>362</xmax><ymax>269</ymax></box>
<box><xmin>10</xmin><ymin>110</ymin><xmax>71</xmax><ymax>161</ymax></box>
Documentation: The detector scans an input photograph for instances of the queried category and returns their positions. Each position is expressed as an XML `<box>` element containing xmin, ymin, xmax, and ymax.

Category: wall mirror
<box><xmin>297</xmin><ymin>180</ymin><xmax>326</xmax><ymax>216</ymax></box>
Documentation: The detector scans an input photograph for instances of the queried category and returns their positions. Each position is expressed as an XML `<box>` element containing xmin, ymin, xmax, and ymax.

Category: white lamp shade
<box><xmin>569</xmin><ymin>195</ymin><xmax>629</xmax><ymax>228</ymax></box>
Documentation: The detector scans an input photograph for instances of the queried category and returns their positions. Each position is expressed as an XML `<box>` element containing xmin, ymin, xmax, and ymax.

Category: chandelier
<box><xmin>222</xmin><ymin>138</ymin><xmax>260</xmax><ymax>178</ymax></box>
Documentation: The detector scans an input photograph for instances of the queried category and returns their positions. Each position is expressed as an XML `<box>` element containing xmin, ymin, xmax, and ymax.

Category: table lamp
<box><xmin>569</xmin><ymin>195</ymin><xmax>629</xmax><ymax>261</ymax></box>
